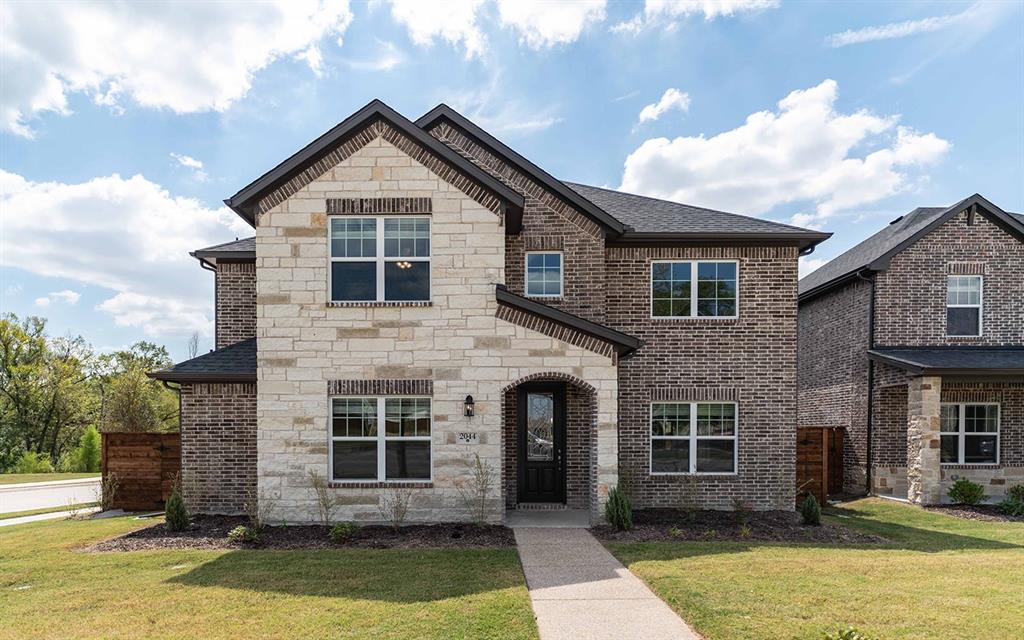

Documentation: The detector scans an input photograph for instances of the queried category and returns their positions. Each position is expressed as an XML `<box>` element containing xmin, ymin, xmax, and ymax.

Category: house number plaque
<box><xmin>457</xmin><ymin>432</ymin><xmax>479</xmax><ymax>444</ymax></box>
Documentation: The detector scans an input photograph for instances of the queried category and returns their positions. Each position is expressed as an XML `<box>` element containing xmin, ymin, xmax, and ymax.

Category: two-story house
<box><xmin>798</xmin><ymin>196</ymin><xmax>1024</xmax><ymax>504</ymax></box>
<box><xmin>151</xmin><ymin>99</ymin><xmax>829</xmax><ymax>523</ymax></box>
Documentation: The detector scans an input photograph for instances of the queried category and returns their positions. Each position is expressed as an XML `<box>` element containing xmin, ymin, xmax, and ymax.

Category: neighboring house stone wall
<box><xmin>255</xmin><ymin>132</ymin><xmax>619</xmax><ymax>524</ymax></box>
<box><xmin>179</xmin><ymin>382</ymin><xmax>256</xmax><ymax>514</ymax></box>
<box><xmin>797</xmin><ymin>278</ymin><xmax>872</xmax><ymax>492</ymax></box>
<box><xmin>216</xmin><ymin>261</ymin><xmax>257</xmax><ymax>349</ymax></box>
<box><xmin>874</xmin><ymin>209</ymin><xmax>1024</xmax><ymax>346</ymax></box>
<box><xmin>607</xmin><ymin>245</ymin><xmax>800</xmax><ymax>510</ymax></box>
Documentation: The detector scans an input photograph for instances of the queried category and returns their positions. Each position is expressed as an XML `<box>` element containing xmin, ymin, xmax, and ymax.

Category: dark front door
<box><xmin>517</xmin><ymin>383</ymin><xmax>566</xmax><ymax>504</ymax></box>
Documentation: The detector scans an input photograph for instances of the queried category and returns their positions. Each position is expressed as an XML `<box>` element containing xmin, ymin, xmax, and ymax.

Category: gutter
<box><xmin>857</xmin><ymin>269</ymin><xmax>875</xmax><ymax>497</ymax></box>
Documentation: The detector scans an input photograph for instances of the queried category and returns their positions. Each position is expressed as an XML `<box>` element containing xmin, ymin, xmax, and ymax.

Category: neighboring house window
<box><xmin>946</xmin><ymin>275</ymin><xmax>982</xmax><ymax>336</ymax></box>
<box><xmin>525</xmin><ymin>252</ymin><xmax>562</xmax><ymax>297</ymax></box>
<box><xmin>330</xmin><ymin>397</ymin><xmax>432</xmax><ymax>481</ymax></box>
<box><xmin>940</xmin><ymin>403</ymin><xmax>999</xmax><ymax>465</ymax></box>
<box><xmin>329</xmin><ymin>217</ymin><xmax>430</xmax><ymax>302</ymax></box>
<box><xmin>651</xmin><ymin>261</ymin><xmax>738</xmax><ymax>318</ymax></box>
<box><xmin>650</xmin><ymin>402</ymin><xmax>737</xmax><ymax>474</ymax></box>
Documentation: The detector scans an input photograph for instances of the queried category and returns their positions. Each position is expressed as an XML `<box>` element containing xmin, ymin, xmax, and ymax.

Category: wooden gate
<box><xmin>796</xmin><ymin>427</ymin><xmax>844</xmax><ymax>505</ymax></box>
<box><xmin>101</xmin><ymin>432</ymin><xmax>181</xmax><ymax>511</ymax></box>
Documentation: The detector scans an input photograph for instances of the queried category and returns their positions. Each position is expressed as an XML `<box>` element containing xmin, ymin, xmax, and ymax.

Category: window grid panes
<box><xmin>939</xmin><ymin>403</ymin><xmax>998</xmax><ymax>465</ymax></box>
<box><xmin>329</xmin><ymin>216</ymin><xmax>430</xmax><ymax>302</ymax></box>
<box><xmin>652</xmin><ymin>261</ymin><xmax>737</xmax><ymax>318</ymax></box>
<box><xmin>331</xmin><ymin>397</ymin><xmax>432</xmax><ymax>481</ymax></box>
<box><xmin>946</xmin><ymin>275</ymin><xmax>981</xmax><ymax>336</ymax></box>
<box><xmin>651</xmin><ymin>402</ymin><xmax>737</xmax><ymax>474</ymax></box>
<box><xmin>525</xmin><ymin>252</ymin><xmax>563</xmax><ymax>297</ymax></box>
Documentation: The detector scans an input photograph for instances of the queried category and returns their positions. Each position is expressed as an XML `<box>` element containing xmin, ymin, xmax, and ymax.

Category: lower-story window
<box><xmin>331</xmin><ymin>396</ymin><xmax>432</xmax><ymax>481</ymax></box>
<box><xmin>650</xmin><ymin>402</ymin><xmax>737</xmax><ymax>474</ymax></box>
<box><xmin>940</xmin><ymin>402</ymin><xmax>999</xmax><ymax>464</ymax></box>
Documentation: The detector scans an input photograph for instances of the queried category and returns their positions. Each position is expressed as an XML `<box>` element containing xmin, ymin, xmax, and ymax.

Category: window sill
<box><xmin>328</xmin><ymin>301</ymin><xmax>433</xmax><ymax>308</ymax></box>
<box><xmin>650</xmin><ymin>316</ymin><xmax>740</xmax><ymax>323</ymax></box>
<box><xmin>328</xmin><ymin>481</ymin><xmax>433</xmax><ymax>489</ymax></box>
<box><xmin>940</xmin><ymin>463</ymin><xmax>1000</xmax><ymax>470</ymax></box>
<box><xmin>649</xmin><ymin>472</ymin><xmax>738</xmax><ymax>478</ymax></box>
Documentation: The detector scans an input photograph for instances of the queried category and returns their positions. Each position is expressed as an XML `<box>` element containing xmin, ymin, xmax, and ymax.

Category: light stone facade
<box><xmin>255</xmin><ymin>135</ymin><xmax>618</xmax><ymax>524</ymax></box>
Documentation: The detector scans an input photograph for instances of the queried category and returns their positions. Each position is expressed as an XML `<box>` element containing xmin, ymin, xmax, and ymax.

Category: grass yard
<box><xmin>0</xmin><ymin>516</ymin><xmax>538</xmax><ymax>640</ymax></box>
<box><xmin>609</xmin><ymin>498</ymin><xmax>1024</xmax><ymax>640</ymax></box>
<box><xmin>0</xmin><ymin>472</ymin><xmax>100</xmax><ymax>485</ymax></box>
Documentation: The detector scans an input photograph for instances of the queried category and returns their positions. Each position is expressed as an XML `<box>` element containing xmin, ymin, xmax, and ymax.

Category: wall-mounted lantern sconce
<box><xmin>464</xmin><ymin>395</ymin><xmax>475</xmax><ymax>418</ymax></box>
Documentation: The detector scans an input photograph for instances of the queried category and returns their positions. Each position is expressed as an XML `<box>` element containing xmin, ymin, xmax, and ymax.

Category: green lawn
<box><xmin>0</xmin><ymin>517</ymin><xmax>538</xmax><ymax>640</ymax></box>
<box><xmin>609</xmin><ymin>498</ymin><xmax>1024</xmax><ymax>640</ymax></box>
<box><xmin>0</xmin><ymin>472</ymin><xmax>100</xmax><ymax>485</ymax></box>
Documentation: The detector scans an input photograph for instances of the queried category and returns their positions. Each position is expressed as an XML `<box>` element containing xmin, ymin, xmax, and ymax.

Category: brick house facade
<box><xmin>152</xmin><ymin>99</ymin><xmax>828</xmax><ymax>522</ymax></box>
<box><xmin>798</xmin><ymin>198</ymin><xmax>1024</xmax><ymax>504</ymax></box>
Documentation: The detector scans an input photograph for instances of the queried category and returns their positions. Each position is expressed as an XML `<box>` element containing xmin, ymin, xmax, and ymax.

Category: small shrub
<box><xmin>668</xmin><ymin>526</ymin><xmax>683</xmax><ymax>538</ymax></box>
<box><xmin>739</xmin><ymin>524</ymin><xmax>752</xmax><ymax>539</ymax></box>
<box><xmin>243</xmin><ymin>487</ymin><xmax>278</xmax><ymax>530</ymax></box>
<box><xmin>378</xmin><ymin>488</ymin><xmax>413</xmax><ymax>530</ymax></box>
<box><xmin>703</xmin><ymin>529</ymin><xmax>718</xmax><ymax>539</ymax></box>
<box><xmin>604</xmin><ymin>484</ymin><xmax>633</xmax><ymax>531</ymax></box>
<box><xmin>330</xmin><ymin>522</ymin><xmax>359</xmax><ymax>542</ymax></box>
<box><xmin>227</xmin><ymin>525</ymin><xmax>259</xmax><ymax>544</ymax></box>
<box><xmin>308</xmin><ymin>468</ymin><xmax>339</xmax><ymax>526</ymax></box>
<box><xmin>13</xmin><ymin>451</ymin><xmax>54</xmax><ymax>474</ymax></box>
<box><xmin>98</xmin><ymin>473</ymin><xmax>119</xmax><ymax>511</ymax></box>
<box><xmin>801</xmin><ymin>493</ymin><xmax>822</xmax><ymax>526</ymax></box>
<box><xmin>996</xmin><ymin>497</ymin><xmax>1024</xmax><ymax>517</ymax></box>
<box><xmin>823</xmin><ymin>626</ymin><xmax>876</xmax><ymax>640</ymax></box>
<box><xmin>1007</xmin><ymin>484</ymin><xmax>1024</xmax><ymax>502</ymax></box>
<box><xmin>165</xmin><ymin>475</ymin><xmax>189</xmax><ymax>532</ymax></box>
<box><xmin>732</xmin><ymin>497</ymin><xmax>750</xmax><ymax>526</ymax></box>
<box><xmin>947</xmin><ymin>478</ymin><xmax>985</xmax><ymax>505</ymax></box>
<box><xmin>66</xmin><ymin>426</ymin><xmax>102</xmax><ymax>472</ymax></box>
<box><xmin>456</xmin><ymin>454</ymin><xmax>497</xmax><ymax>525</ymax></box>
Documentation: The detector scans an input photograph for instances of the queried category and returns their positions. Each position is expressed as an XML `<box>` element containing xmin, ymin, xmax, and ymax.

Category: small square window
<box><xmin>525</xmin><ymin>252</ymin><xmax>562</xmax><ymax>297</ymax></box>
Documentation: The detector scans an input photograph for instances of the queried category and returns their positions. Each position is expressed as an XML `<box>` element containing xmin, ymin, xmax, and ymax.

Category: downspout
<box><xmin>856</xmin><ymin>269</ymin><xmax>876</xmax><ymax>496</ymax></box>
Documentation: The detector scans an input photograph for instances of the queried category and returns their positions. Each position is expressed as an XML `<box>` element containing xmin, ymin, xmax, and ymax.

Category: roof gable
<box><xmin>225</xmin><ymin>99</ymin><xmax>524</xmax><ymax>227</ymax></box>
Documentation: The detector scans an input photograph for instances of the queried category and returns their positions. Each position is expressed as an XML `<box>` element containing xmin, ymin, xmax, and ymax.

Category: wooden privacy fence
<box><xmin>796</xmin><ymin>427</ymin><xmax>844</xmax><ymax>505</ymax></box>
<box><xmin>101</xmin><ymin>432</ymin><xmax>181</xmax><ymax>511</ymax></box>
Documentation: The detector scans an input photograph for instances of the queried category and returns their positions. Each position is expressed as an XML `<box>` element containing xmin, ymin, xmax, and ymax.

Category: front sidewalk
<box><xmin>514</xmin><ymin>526</ymin><xmax>701</xmax><ymax>640</ymax></box>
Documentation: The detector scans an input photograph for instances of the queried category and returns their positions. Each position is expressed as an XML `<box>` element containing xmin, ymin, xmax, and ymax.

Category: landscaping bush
<box><xmin>330</xmin><ymin>522</ymin><xmax>359</xmax><ymax>542</ymax></box>
<box><xmin>227</xmin><ymin>525</ymin><xmax>259</xmax><ymax>543</ymax></box>
<box><xmin>308</xmin><ymin>468</ymin><xmax>339</xmax><ymax>526</ymax></box>
<box><xmin>12</xmin><ymin>451</ymin><xmax>54</xmax><ymax>474</ymax></box>
<box><xmin>378</xmin><ymin>488</ymin><xmax>412</xmax><ymax>530</ymax></box>
<box><xmin>947</xmin><ymin>478</ymin><xmax>985</xmax><ymax>505</ymax></box>
<box><xmin>996</xmin><ymin>497</ymin><xmax>1024</xmax><ymax>517</ymax></box>
<box><xmin>164</xmin><ymin>476</ymin><xmax>189</xmax><ymax>532</ymax></box>
<box><xmin>456</xmin><ymin>453</ymin><xmax>496</xmax><ymax>525</ymax></box>
<box><xmin>1007</xmin><ymin>483</ymin><xmax>1024</xmax><ymax>502</ymax></box>
<box><xmin>604</xmin><ymin>484</ymin><xmax>633</xmax><ymax>531</ymax></box>
<box><xmin>801</xmin><ymin>493</ymin><xmax>821</xmax><ymax>526</ymax></box>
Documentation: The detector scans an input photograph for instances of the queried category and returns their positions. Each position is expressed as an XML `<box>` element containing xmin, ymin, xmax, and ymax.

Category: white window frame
<box><xmin>524</xmin><ymin>251</ymin><xmax>564</xmax><ymax>298</ymax></box>
<box><xmin>945</xmin><ymin>275</ymin><xmax>983</xmax><ymax>337</ymax></box>
<box><xmin>329</xmin><ymin>396</ymin><xmax>433</xmax><ymax>482</ymax></box>
<box><xmin>328</xmin><ymin>216</ymin><xmax>431</xmax><ymax>303</ymax></box>
<box><xmin>940</xmin><ymin>402</ymin><xmax>999</xmax><ymax>466</ymax></box>
<box><xmin>649</xmin><ymin>401</ymin><xmax>739</xmax><ymax>475</ymax></box>
<box><xmin>650</xmin><ymin>260</ymin><xmax>739</xmax><ymax>319</ymax></box>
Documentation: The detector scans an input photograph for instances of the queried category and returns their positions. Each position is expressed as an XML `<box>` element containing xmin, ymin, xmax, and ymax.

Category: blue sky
<box><xmin>1</xmin><ymin>0</ymin><xmax>1022</xmax><ymax>361</ymax></box>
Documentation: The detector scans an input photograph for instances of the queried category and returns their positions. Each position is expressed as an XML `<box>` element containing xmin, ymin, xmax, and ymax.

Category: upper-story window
<box><xmin>525</xmin><ymin>252</ymin><xmax>562</xmax><ymax>297</ymax></box>
<box><xmin>946</xmin><ymin>275</ymin><xmax>982</xmax><ymax>336</ymax></box>
<box><xmin>651</xmin><ymin>260</ymin><xmax>737</xmax><ymax>318</ymax></box>
<box><xmin>940</xmin><ymin>403</ymin><xmax>998</xmax><ymax>465</ymax></box>
<box><xmin>329</xmin><ymin>217</ymin><xmax>430</xmax><ymax>302</ymax></box>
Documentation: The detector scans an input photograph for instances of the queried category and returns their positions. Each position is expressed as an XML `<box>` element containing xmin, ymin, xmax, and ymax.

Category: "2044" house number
<box><xmin>457</xmin><ymin>432</ymin><xmax>479</xmax><ymax>444</ymax></box>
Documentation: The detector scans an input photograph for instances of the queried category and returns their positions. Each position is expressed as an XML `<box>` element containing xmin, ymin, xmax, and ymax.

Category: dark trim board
<box><xmin>867</xmin><ymin>347</ymin><xmax>1024</xmax><ymax>376</ymax></box>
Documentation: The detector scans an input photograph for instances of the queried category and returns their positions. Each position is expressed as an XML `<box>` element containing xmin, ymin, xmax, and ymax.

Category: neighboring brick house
<box><xmin>151</xmin><ymin>99</ymin><xmax>828</xmax><ymax>523</ymax></box>
<box><xmin>798</xmin><ymin>196</ymin><xmax>1024</xmax><ymax>504</ymax></box>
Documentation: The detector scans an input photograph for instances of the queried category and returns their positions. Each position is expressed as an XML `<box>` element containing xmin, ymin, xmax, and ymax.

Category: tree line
<box><xmin>0</xmin><ymin>314</ymin><xmax>180</xmax><ymax>473</ymax></box>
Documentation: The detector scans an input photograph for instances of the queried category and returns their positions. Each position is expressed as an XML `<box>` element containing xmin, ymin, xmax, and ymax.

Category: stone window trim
<box><xmin>328</xmin><ymin>481</ymin><xmax>433</xmax><ymax>489</ymax></box>
<box><xmin>939</xmin><ymin>402</ymin><xmax>1000</xmax><ymax>466</ymax></box>
<box><xmin>329</xmin><ymin>396</ymin><xmax>433</xmax><ymax>483</ymax></box>
<box><xmin>649</xmin><ymin>401</ymin><xmax>739</xmax><ymax>476</ymax></box>
<box><xmin>328</xmin><ymin>379</ymin><xmax>434</xmax><ymax>396</ymax></box>
<box><xmin>650</xmin><ymin>259</ymin><xmax>740</xmax><ymax>320</ymax></box>
<box><xmin>945</xmin><ymin>261</ymin><xmax>986</xmax><ymax>276</ymax></box>
<box><xmin>327</xmin><ymin>301</ymin><xmax>433</xmax><ymax>309</ymax></box>
<box><xmin>945</xmin><ymin>274</ymin><xmax>983</xmax><ymax>338</ymax></box>
<box><xmin>328</xmin><ymin>215</ymin><xmax>431</xmax><ymax>304</ymax></box>
<box><xmin>327</xmin><ymin>197</ymin><xmax>432</xmax><ymax>215</ymax></box>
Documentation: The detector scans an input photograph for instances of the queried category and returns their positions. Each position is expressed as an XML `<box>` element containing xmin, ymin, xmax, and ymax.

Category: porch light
<box><xmin>464</xmin><ymin>395</ymin><xmax>475</xmax><ymax>418</ymax></box>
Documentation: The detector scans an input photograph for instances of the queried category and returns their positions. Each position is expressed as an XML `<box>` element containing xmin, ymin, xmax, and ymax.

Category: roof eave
<box><xmin>612</xmin><ymin>231</ymin><xmax>831</xmax><ymax>250</ymax></box>
<box><xmin>866</xmin><ymin>350</ymin><xmax>1024</xmax><ymax>377</ymax></box>
<box><xmin>147</xmin><ymin>371</ymin><xmax>257</xmax><ymax>383</ymax></box>
<box><xmin>798</xmin><ymin>267</ymin><xmax>873</xmax><ymax>303</ymax></box>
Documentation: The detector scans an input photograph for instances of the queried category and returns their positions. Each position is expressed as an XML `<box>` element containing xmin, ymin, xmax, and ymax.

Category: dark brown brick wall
<box><xmin>871</xmin><ymin>362</ymin><xmax>913</xmax><ymax>468</ymax></box>
<box><xmin>874</xmin><ymin>210</ymin><xmax>1024</xmax><ymax>346</ymax></box>
<box><xmin>179</xmin><ymin>382</ymin><xmax>256</xmax><ymax>514</ymax></box>
<box><xmin>216</xmin><ymin>261</ymin><xmax>256</xmax><ymax>349</ymax></box>
<box><xmin>608</xmin><ymin>245</ymin><xmax>799</xmax><ymax>510</ymax></box>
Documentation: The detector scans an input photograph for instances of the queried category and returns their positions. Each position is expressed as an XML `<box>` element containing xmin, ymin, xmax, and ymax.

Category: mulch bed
<box><xmin>85</xmin><ymin>515</ymin><xmax>516</xmax><ymax>552</ymax></box>
<box><xmin>925</xmin><ymin>504</ymin><xmax>1024</xmax><ymax>523</ymax></box>
<box><xmin>592</xmin><ymin>509</ymin><xmax>885</xmax><ymax>544</ymax></box>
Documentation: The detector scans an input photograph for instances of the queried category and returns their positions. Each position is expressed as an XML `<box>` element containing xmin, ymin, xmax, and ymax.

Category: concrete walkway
<box><xmin>514</xmin><ymin>527</ymin><xmax>701</xmax><ymax>640</ymax></box>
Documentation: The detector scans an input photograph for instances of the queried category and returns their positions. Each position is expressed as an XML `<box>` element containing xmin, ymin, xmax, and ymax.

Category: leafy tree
<box><xmin>63</xmin><ymin>425</ymin><xmax>102</xmax><ymax>472</ymax></box>
<box><xmin>95</xmin><ymin>342</ymin><xmax>178</xmax><ymax>433</ymax></box>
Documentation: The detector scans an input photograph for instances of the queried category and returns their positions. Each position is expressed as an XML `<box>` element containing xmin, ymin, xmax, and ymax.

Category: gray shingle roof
<box><xmin>193</xmin><ymin>236</ymin><xmax>255</xmax><ymax>257</ymax></box>
<box><xmin>564</xmin><ymin>182</ymin><xmax>829</xmax><ymax>240</ymax></box>
<box><xmin>149</xmin><ymin>338</ymin><xmax>256</xmax><ymax>382</ymax></box>
<box><xmin>868</xmin><ymin>347</ymin><xmax>1024</xmax><ymax>375</ymax></box>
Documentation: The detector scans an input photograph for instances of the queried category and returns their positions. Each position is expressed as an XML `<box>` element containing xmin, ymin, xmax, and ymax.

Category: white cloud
<box><xmin>496</xmin><ymin>0</ymin><xmax>607</xmax><ymax>49</ymax></box>
<box><xmin>0</xmin><ymin>0</ymin><xmax>353</xmax><ymax>137</ymax></box>
<box><xmin>620</xmin><ymin>79</ymin><xmax>950</xmax><ymax>225</ymax></box>
<box><xmin>0</xmin><ymin>170</ymin><xmax>250</xmax><ymax>337</ymax></box>
<box><xmin>613</xmin><ymin>0</ymin><xmax>778</xmax><ymax>33</ymax></box>
<box><xmin>827</xmin><ymin>13</ymin><xmax>964</xmax><ymax>48</ymax></box>
<box><xmin>170</xmin><ymin>153</ymin><xmax>209</xmax><ymax>182</ymax></box>
<box><xmin>638</xmin><ymin>88</ymin><xmax>690</xmax><ymax>124</ymax></box>
<box><xmin>384</xmin><ymin>0</ymin><xmax>488</xmax><ymax>59</ymax></box>
<box><xmin>343</xmin><ymin>39</ymin><xmax>408</xmax><ymax>71</ymax></box>
<box><xmin>798</xmin><ymin>256</ymin><xmax>827</xmax><ymax>278</ymax></box>
<box><xmin>443</xmin><ymin>71</ymin><xmax>564</xmax><ymax>136</ymax></box>
<box><xmin>35</xmin><ymin>290</ymin><xmax>82</xmax><ymax>307</ymax></box>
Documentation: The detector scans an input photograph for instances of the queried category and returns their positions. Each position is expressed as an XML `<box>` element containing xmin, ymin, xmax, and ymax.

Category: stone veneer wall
<box><xmin>216</xmin><ymin>261</ymin><xmax>257</xmax><ymax>349</ymax></box>
<box><xmin>255</xmin><ymin>132</ymin><xmax>618</xmax><ymax>524</ymax></box>
<box><xmin>606</xmin><ymin>245</ymin><xmax>800</xmax><ymax>510</ymax></box>
<box><xmin>179</xmin><ymin>382</ymin><xmax>257</xmax><ymax>514</ymax></box>
<box><xmin>797</xmin><ymin>278</ymin><xmax>872</xmax><ymax>492</ymax></box>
